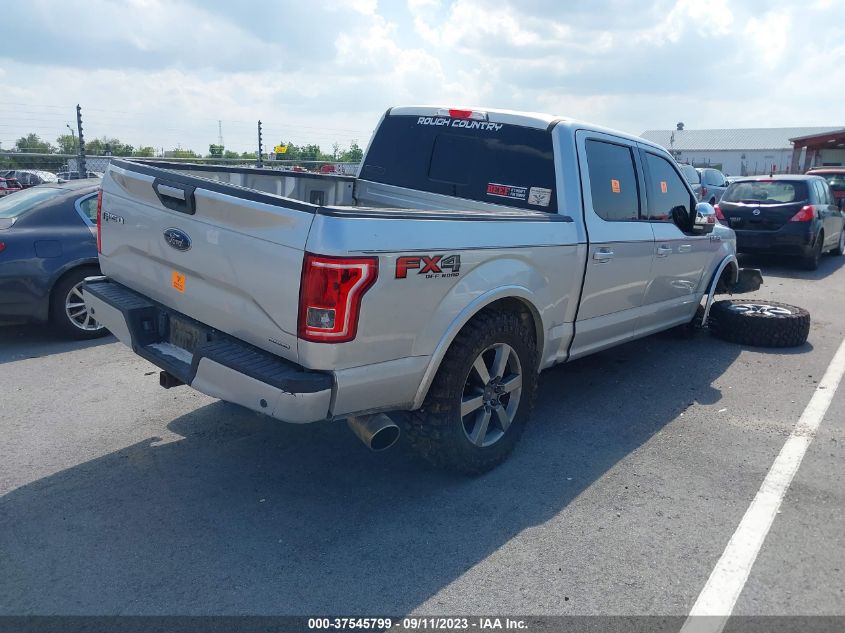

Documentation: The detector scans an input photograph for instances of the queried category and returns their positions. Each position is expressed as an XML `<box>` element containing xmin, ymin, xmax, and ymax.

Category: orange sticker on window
<box><xmin>171</xmin><ymin>270</ymin><xmax>186</xmax><ymax>293</ymax></box>
<box><xmin>611</xmin><ymin>179</ymin><xmax>621</xmax><ymax>193</ymax></box>
<box><xmin>660</xmin><ymin>181</ymin><xmax>668</xmax><ymax>193</ymax></box>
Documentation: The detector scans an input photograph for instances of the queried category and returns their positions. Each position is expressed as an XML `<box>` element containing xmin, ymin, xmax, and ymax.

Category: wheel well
<box><xmin>714</xmin><ymin>260</ymin><xmax>738</xmax><ymax>293</ymax></box>
<box><xmin>49</xmin><ymin>264</ymin><xmax>100</xmax><ymax>310</ymax></box>
<box><xmin>474</xmin><ymin>297</ymin><xmax>541</xmax><ymax>355</ymax></box>
<box><xmin>413</xmin><ymin>295</ymin><xmax>544</xmax><ymax>409</ymax></box>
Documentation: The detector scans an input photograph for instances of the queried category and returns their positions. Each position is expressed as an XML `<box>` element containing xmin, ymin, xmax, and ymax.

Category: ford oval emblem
<box><xmin>163</xmin><ymin>228</ymin><xmax>191</xmax><ymax>252</ymax></box>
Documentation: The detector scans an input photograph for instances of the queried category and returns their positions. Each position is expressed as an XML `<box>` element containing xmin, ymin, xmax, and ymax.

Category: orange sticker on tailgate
<box><xmin>171</xmin><ymin>270</ymin><xmax>186</xmax><ymax>293</ymax></box>
<box><xmin>611</xmin><ymin>179</ymin><xmax>621</xmax><ymax>193</ymax></box>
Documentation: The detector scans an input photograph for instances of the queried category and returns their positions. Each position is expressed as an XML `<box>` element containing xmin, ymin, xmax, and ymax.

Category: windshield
<box><xmin>679</xmin><ymin>164</ymin><xmax>700</xmax><ymax>184</ymax></box>
<box><xmin>0</xmin><ymin>186</ymin><xmax>64</xmax><ymax>220</ymax></box>
<box><xmin>816</xmin><ymin>173</ymin><xmax>845</xmax><ymax>192</ymax></box>
<box><xmin>722</xmin><ymin>180</ymin><xmax>808</xmax><ymax>204</ymax></box>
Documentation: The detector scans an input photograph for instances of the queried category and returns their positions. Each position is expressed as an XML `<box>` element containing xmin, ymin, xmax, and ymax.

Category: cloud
<box><xmin>0</xmin><ymin>0</ymin><xmax>843</xmax><ymax>154</ymax></box>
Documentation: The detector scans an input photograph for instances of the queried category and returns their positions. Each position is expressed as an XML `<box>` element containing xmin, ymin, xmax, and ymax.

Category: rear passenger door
<box><xmin>569</xmin><ymin>131</ymin><xmax>653</xmax><ymax>359</ymax></box>
<box><xmin>637</xmin><ymin>147</ymin><xmax>716</xmax><ymax>334</ymax></box>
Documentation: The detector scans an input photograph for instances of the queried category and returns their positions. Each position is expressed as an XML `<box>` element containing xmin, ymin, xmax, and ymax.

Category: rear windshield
<box><xmin>0</xmin><ymin>186</ymin><xmax>64</xmax><ymax>219</ymax></box>
<box><xmin>722</xmin><ymin>180</ymin><xmax>808</xmax><ymax>204</ymax></box>
<box><xmin>361</xmin><ymin>114</ymin><xmax>558</xmax><ymax>211</ymax></box>
<box><xmin>679</xmin><ymin>164</ymin><xmax>700</xmax><ymax>184</ymax></box>
<box><xmin>816</xmin><ymin>173</ymin><xmax>845</xmax><ymax>192</ymax></box>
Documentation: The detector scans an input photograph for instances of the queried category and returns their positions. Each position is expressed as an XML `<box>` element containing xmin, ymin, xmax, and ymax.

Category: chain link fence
<box><xmin>0</xmin><ymin>152</ymin><xmax>361</xmax><ymax>179</ymax></box>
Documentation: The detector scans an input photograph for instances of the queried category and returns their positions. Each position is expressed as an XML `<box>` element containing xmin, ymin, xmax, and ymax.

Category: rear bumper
<box><xmin>83</xmin><ymin>279</ymin><xmax>333</xmax><ymax>423</ymax></box>
<box><xmin>734</xmin><ymin>224</ymin><xmax>816</xmax><ymax>257</ymax></box>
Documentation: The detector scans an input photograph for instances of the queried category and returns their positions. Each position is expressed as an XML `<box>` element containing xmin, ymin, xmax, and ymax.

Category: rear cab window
<box><xmin>584</xmin><ymin>139</ymin><xmax>640</xmax><ymax>221</ymax></box>
<box><xmin>361</xmin><ymin>114</ymin><xmax>558</xmax><ymax>212</ymax></box>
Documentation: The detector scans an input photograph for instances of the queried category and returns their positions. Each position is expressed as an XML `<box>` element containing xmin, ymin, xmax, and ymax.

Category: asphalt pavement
<box><xmin>1</xmin><ymin>253</ymin><xmax>844</xmax><ymax>620</ymax></box>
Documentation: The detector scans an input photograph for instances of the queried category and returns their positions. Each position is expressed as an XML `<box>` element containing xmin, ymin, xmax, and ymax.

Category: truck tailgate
<box><xmin>98</xmin><ymin>160</ymin><xmax>314</xmax><ymax>363</ymax></box>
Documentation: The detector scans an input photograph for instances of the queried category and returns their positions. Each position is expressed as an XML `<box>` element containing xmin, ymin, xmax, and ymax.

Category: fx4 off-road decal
<box><xmin>396</xmin><ymin>254</ymin><xmax>461</xmax><ymax>279</ymax></box>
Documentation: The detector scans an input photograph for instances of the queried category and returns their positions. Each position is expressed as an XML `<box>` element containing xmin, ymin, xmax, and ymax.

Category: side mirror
<box><xmin>691</xmin><ymin>202</ymin><xmax>716</xmax><ymax>235</ymax></box>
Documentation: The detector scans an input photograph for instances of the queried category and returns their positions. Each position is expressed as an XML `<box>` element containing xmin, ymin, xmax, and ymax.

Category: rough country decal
<box><xmin>417</xmin><ymin>117</ymin><xmax>503</xmax><ymax>132</ymax></box>
<box><xmin>396</xmin><ymin>254</ymin><xmax>462</xmax><ymax>279</ymax></box>
<box><xmin>486</xmin><ymin>183</ymin><xmax>527</xmax><ymax>201</ymax></box>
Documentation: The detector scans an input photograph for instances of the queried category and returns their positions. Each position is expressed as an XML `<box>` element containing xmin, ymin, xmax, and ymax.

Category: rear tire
<box><xmin>50</xmin><ymin>267</ymin><xmax>109</xmax><ymax>340</ymax></box>
<box><xmin>405</xmin><ymin>309</ymin><xmax>538</xmax><ymax>475</ymax></box>
<box><xmin>708</xmin><ymin>300</ymin><xmax>810</xmax><ymax>348</ymax></box>
<box><xmin>803</xmin><ymin>233</ymin><xmax>823</xmax><ymax>270</ymax></box>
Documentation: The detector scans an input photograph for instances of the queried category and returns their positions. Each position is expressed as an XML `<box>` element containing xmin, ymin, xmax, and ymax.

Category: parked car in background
<box><xmin>0</xmin><ymin>177</ymin><xmax>24</xmax><ymax>197</ymax></box>
<box><xmin>0</xmin><ymin>169</ymin><xmax>59</xmax><ymax>188</ymax></box>
<box><xmin>697</xmin><ymin>167</ymin><xmax>729</xmax><ymax>205</ymax></box>
<box><xmin>806</xmin><ymin>167</ymin><xmax>845</xmax><ymax>205</ymax></box>
<box><xmin>678</xmin><ymin>163</ymin><xmax>703</xmax><ymax>201</ymax></box>
<box><xmin>56</xmin><ymin>170</ymin><xmax>103</xmax><ymax>181</ymax></box>
<box><xmin>0</xmin><ymin>179</ymin><xmax>108</xmax><ymax>338</ymax></box>
<box><xmin>715</xmin><ymin>175</ymin><xmax>845</xmax><ymax>270</ymax></box>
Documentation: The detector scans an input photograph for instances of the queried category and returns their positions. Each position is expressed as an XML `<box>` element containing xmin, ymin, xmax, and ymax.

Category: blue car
<box><xmin>0</xmin><ymin>179</ymin><xmax>108</xmax><ymax>339</ymax></box>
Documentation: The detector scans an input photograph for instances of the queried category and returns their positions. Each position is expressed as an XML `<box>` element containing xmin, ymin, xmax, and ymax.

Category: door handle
<box><xmin>678</xmin><ymin>244</ymin><xmax>692</xmax><ymax>253</ymax></box>
<box><xmin>593</xmin><ymin>249</ymin><xmax>614</xmax><ymax>263</ymax></box>
<box><xmin>656</xmin><ymin>245</ymin><xmax>672</xmax><ymax>257</ymax></box>
<box><xmin>153</xmin><ymin>179</ymin><xmax>197</xmax><ymax>215</ymax></box>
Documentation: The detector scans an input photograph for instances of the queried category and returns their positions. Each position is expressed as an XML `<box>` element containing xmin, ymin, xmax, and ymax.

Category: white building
<box><xmin>640</xmin><ymin>126</ymin><xmax>845</xmax><ymax>176</ymax></box>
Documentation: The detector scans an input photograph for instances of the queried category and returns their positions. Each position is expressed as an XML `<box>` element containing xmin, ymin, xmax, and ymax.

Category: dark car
<box><xmin>0</xmin><ymin>179</ymin><xmax>108</xmax><ymax>338</ymax></box>
<box><xmin>806</xmin><ymin>167</ymin><xmax>845</xmax><ymax>205</ymax></box>
<box><xmin>715</xmin><ymin>175</ymin><xmax>845</xmax><ymax>270</ymax></box>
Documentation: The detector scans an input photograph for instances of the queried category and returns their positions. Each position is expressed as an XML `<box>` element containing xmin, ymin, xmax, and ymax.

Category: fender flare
<box><xmin>701</xmin><ymin>254</ymin><xmax>738</xmax><ymax>327</ymax></box>
<box><xmin>411</xmin><ymin>285</ymin><xmax>544</xmax><ymax>409</ymax></box>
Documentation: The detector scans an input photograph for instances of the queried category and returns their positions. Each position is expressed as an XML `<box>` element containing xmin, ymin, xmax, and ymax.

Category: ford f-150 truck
<box><xmin>83</xmin><ymin>106</ymin><xmax>758</xmax><ymax>474</ymax></box>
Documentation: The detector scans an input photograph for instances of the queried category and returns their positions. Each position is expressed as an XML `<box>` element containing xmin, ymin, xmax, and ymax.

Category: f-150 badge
<box><xmin>396</xmin><ymin>254</ymin><xmax>461</xmax><ymax>279</ymax></box>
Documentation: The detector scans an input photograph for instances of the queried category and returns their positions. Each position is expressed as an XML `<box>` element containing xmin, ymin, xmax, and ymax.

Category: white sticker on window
<box><xmin>528</xmin><ymin>186</ymin><xmax>552</xmax><ymax>207</ymax></box>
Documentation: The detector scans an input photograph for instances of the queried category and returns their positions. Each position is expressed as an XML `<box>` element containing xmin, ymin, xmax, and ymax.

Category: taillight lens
<box><xmin>96</xmin><ymin>188</ymin><xmax>103</xmax><ymax>253</ymax></box>
<box><xmin>714</xmin><ymin>203</ymin><xmax>725</xmax><ymax>222</ymax></box>
<box><xmin>789</xmin><ymin>205</ymin><xmax>816</xmax><ymax>222</ymax></box>
<box><xmin>298</xmin><ymin>253</ymin><xmax>378</xmax><ymax>343</ymax></box>
<box><xmin>701</xmin><ymin>186</ymin><xmax>708</xmax><ymax>198</ymax></box>
<box><xmin>0</xmin><ymin>242</ymin><xmax>5</xmax><ymax>253</ymax></box>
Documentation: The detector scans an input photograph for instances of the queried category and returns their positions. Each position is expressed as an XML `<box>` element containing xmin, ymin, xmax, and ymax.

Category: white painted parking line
<box><xmin>680</xmin><ymin>337</ymin><xmax>845</xmax><ymax>633</ymax></box>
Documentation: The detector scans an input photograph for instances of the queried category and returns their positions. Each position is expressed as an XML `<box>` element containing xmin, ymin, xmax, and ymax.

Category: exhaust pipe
<box><xmin>347</xmin><ymin>413</ymin><xmax>400</xmax><ymax>451</ymax></box>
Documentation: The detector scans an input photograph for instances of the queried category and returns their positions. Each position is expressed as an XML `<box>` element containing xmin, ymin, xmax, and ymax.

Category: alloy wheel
<box><xmin>65</xmin><ymin>282</ymin><xmax>103</xmax><ymax>332</ymax></box>
<box><xmin>460</xmin><ymin>343</ymin><xmax>523</xmax><ymax>448</ymax></box>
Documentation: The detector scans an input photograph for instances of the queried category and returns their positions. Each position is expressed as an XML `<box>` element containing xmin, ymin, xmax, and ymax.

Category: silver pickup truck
<box><xmin>83</xmin><ymin>106</ymin><xmax>755</xmax><ymax>474</ymax></box>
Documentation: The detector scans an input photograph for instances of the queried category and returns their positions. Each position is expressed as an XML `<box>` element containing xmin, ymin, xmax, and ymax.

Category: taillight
<box><xmin>789</xmin><ymin>205</ymin><xmax>816</xmax><ymax>222</ymax></box>
<box><xmin>0</xmin><ymin>242</ymin><xmax>5</xmax><ymax>253</ymax></box>
<box><xmin>298</xmin><ymin>253</ymin><xmax>378</xmax><ymax>343</ymax></box>
<box><xmin>437</xmin><ymin>108</ymin><xmax>488</xmax><ymax>121</ymax></box>
<box><xmin>96</xmin><ymin>189</ymin><xmax>103</xmax><ymax>253</ymax></box>
<box><xmin>714</xmin><ymin>204</ymin><xmax>726</xmax><ymax>222</ymax></box>
<box><xmin>701</xmin><ymin>186</ymin><xmax>708</xmax><ymax>198</ymax></box>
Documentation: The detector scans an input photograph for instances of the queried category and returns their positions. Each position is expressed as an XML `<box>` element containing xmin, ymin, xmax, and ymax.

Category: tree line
<box><xmin>2</xmin><ymin>133</ymin><xmax>363</xmax><ymax>163</ymax></box>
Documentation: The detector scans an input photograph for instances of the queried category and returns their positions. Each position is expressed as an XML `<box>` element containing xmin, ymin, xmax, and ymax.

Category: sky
<box><xmin>1</xmin><ymin>0</ymin><xmax>843</xmax><ymax>155</ymax></box>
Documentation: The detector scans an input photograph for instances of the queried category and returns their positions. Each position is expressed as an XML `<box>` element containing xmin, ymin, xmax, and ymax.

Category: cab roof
<box><xmin>387</xmin><ymin>105</ymin><xmax>665</xmax><ymax>152</ymax></box>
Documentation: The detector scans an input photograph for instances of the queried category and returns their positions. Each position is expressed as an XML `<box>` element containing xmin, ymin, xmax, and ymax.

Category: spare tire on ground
<box><xmin>708</xmin><ymin>300</ymin><xmax>810</xmax><ymax>348</ymax></box>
